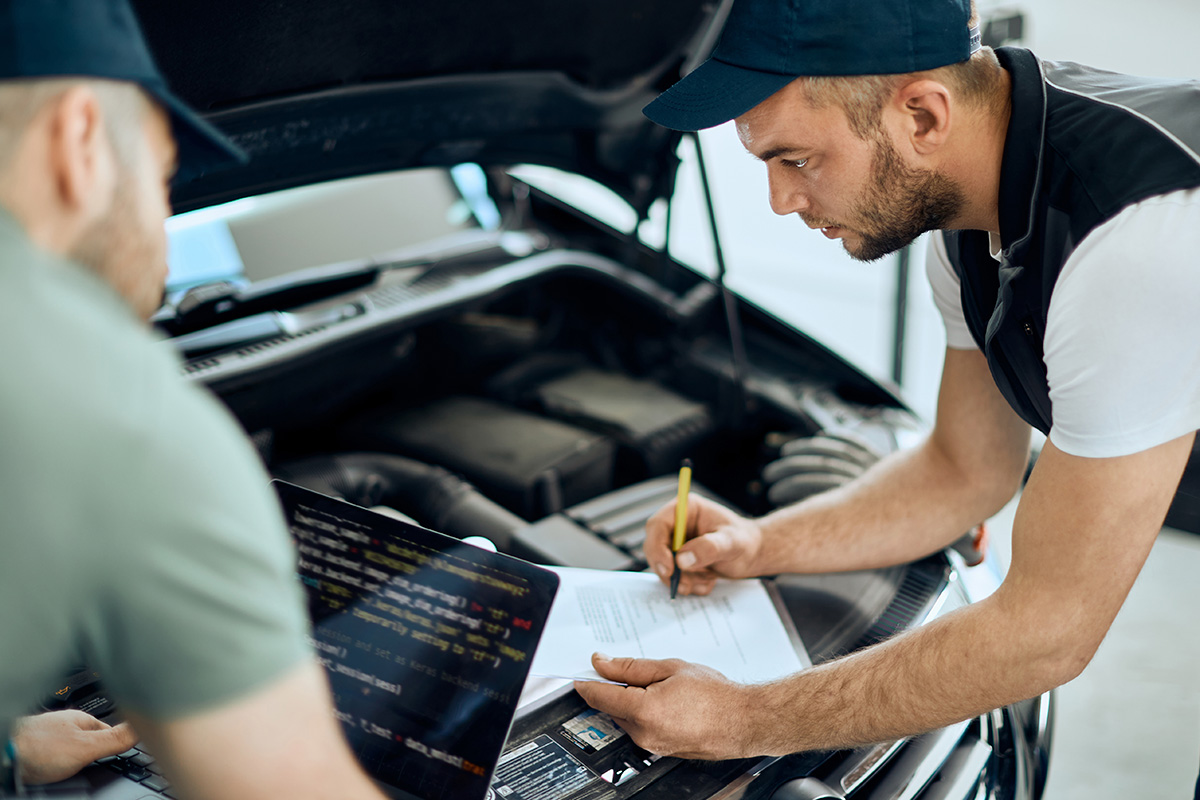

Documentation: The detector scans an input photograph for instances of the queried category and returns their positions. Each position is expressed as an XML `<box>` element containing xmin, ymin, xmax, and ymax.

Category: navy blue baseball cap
<box><xmin>0</xmin><ymin>0</ymin><xmax>246</xmax><ymax>178</ymax></box>
<box><xmin>646</xmin><ymin>0</ymin><xmax>982</xmax><ymax>131</ymax></box>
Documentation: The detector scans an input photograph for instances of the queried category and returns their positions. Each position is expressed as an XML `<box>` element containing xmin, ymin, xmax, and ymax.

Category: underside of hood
<box><xmin>133</xmin><ymin>0</ymin><xmax>728</xmax><ymax>214</ymax></box>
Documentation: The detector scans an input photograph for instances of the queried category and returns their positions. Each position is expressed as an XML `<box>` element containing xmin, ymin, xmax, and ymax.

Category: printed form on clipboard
<box><xmin>530</xmin><ymin>567</ymin><xmax>811</xmax><ymax>685</ymax></box>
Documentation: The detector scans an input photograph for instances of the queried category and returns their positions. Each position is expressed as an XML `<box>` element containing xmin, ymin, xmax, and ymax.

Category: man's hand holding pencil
<box><xmin>646</xmin><ymin>480</ymin><xmax>766</xmax><ymax>597</ymax></box>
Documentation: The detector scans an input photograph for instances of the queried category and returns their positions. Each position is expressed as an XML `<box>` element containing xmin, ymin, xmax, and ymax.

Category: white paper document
<box><xmin>530</xmin><ymin>567</ymin><xmax>810</xmax><ymax>685</ymax></box>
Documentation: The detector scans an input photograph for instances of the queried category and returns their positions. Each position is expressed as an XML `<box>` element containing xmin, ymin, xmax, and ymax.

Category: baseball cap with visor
<box><xmin>645</xmin><ymin>0</ymin><xmax>982</xmax><ymax>131</ymax></box>
<box><xmin>0</xmin><ymin>0</ymin><xmax>247</xmax><ymax>180</ymax></box>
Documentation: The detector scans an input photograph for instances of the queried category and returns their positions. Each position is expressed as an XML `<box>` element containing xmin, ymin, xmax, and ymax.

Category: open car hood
<box><xmin>134</xmin><ymin>0</ymin><xmax>729</xmax><ymax>214</ymax></box>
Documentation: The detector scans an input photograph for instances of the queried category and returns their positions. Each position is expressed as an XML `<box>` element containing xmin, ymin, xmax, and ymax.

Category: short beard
<box><xmin>71</xmin><ymin>176</ymin><xmax>168</xmax><ymax>318</ymax></box>
<box><xmin>847</xmin><ymin>135</ymin><xmax>966</xmax><ymax>263</ymax></box>
<box><xmin>70</xmin><ymin>176</ymin><xmax>134</xmax><ymax>280</ymax></box>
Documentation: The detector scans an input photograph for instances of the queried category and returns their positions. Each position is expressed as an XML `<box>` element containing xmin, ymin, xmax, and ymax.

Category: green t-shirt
<box><xmin>0</xmin><ymin>209</ymin><xmax>310</xmax><ymax>739</ymax></box>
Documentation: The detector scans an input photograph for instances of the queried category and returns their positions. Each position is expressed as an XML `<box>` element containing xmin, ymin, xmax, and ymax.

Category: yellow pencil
<box><xmin>670</xmin><ymin>459</ymin><xmax>692</xmax><ymax>599</ymax></box>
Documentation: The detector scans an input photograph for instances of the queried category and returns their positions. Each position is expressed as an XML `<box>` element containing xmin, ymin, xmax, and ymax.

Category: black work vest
<box><xmin>944</xmin><ymin>48</ymin><xmax>1200</xmax><ymax>433</ymax></box>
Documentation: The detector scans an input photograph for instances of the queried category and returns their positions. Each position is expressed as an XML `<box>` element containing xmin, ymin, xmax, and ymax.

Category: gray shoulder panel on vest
<box><xmin>1042</xmin><ymin>60</ymin><xmax>1200</xmax><ymax>166</ymax></box>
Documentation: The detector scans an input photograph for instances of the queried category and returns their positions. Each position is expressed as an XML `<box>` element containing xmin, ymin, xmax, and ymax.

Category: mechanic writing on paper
<box><xmin>0</xmin><ymin>2</ymin><xmax>388</xmax><ymax>797</ymax></box>
<box><xmin>574</xmin><ymin>0</ymin><xmax>1200</xmax><ymax>788</ymax></box>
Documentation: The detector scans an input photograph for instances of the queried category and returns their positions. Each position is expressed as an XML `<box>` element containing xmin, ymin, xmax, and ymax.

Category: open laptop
<box><xmin>26</xmin><ymin>482</ymin><xmax>558</xmax><ymax>800</ymax></box>
<box><xmin>279</xmin><ymin>481</ymin><xmax>560</xmax><ymax>800</ymax></box>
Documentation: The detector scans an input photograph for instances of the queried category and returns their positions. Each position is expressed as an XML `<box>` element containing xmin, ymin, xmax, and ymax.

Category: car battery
<box><xmin>337</xmin><ymin>395</ymin><xmax>616</xmax><ymax>520</ymax></box>
<box><xmin>528</xmin><ymin>367</ymin><xmax>714</xmax><ymax>477</ymax></box>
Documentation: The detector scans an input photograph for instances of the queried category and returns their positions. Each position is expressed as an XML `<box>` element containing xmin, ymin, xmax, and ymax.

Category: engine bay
<box><xmin>168</xmin><ymin>209</ymin><xmax>945</xmax><ymax>669</ymax></box>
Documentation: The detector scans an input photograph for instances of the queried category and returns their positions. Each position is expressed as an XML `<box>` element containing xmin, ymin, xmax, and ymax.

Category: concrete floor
<box><xmin>980</xmin><ymin>495</ymin><xmax>1200</xmax><ymax>799</ymax></box>
<box><xmin>1042</xmin><ymin>526</ymin><xmax>1200</xmax><ymax>798</ymax></box>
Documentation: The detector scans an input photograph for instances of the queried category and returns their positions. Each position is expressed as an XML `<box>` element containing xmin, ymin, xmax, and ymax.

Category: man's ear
<box><xmin>45</xmin><ymin>86</ymin><xmax>116</xmax><ymax>218</ymax></box>
<box><xmin>892</xmin><ymin>79</ymin><xmax>952</xmax><ymax>156</ymax></box>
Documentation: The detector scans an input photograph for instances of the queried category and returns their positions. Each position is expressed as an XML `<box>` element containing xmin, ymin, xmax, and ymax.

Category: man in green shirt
<box><xmin>0</xmin><ymin>2</ymin><xmax>389</xmax><ymax>797</ymax></box>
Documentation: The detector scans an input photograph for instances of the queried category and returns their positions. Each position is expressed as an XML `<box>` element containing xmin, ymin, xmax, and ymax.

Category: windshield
<box><xmin>165</xmin><ymin>167</ymin><xmax>488</xmax><ymax>292</ymax></box>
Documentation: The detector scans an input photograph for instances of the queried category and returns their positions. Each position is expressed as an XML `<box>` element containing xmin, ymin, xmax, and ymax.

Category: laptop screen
<box><xmin>274</xmin><ymin>482</ymin><xmax>559</xmax><ymax>800</ymax></box>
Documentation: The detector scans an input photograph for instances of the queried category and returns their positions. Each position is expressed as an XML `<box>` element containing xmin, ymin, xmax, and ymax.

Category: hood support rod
<box><xmin>691</xmin><ymin>131</ymin><xmax>751</xmax><ymax>427</ymax></box>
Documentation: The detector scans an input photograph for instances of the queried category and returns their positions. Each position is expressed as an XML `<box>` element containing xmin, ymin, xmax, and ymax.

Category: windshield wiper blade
<box><xmin>155</xmin><ymin>229</ymin><xmax>545</xmax><ymax>337</ymax></box>
<box><xmin>169</xmin><ymin>301</ymin><xmax>367</xmax><ymax>356</ymax></box>
<box><xmin>156</xmin><ymin>262</ymin><xmax>379</xmax><ymax>337</ymax></box>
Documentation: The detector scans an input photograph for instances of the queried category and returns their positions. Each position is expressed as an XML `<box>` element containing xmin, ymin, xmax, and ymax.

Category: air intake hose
<box><xmin>273</xmin><ymin>452</ymin><xmax>525</xmax><ymax>551</ymax></box>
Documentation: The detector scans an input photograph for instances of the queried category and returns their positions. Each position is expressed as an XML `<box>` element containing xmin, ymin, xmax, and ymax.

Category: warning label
<box><xmin>491</xmin><ymin>735</ymin><xmax>599</xmax><ymax>800</ymax></box>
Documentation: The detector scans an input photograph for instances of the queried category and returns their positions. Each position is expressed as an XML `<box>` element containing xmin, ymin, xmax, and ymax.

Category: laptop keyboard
<box><xmin>95</xmin><ymin>747</ymin><xmax>174</xmax><ymax>797</ymax></box>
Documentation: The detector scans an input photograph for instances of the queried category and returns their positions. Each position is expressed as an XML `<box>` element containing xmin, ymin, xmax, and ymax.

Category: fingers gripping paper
<box><xmin>531</xmin><ymin>568</ymin><xmax>810</xmax><ymax>684</ymax></box>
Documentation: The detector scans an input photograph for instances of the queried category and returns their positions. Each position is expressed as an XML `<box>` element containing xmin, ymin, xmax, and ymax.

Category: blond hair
<box><xmin>0</xmin><ymin>78</ymin><xmax>150</xmax><ymax>177</ymax></box>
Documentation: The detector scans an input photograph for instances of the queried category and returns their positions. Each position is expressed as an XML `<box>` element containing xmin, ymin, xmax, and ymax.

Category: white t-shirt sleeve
<box><xmin>925</xmin><ymin>231</ymin><xmax>980</xmax><ymax>350</ymax></box>
<box><xmin>1045</xmin><ymin>187</ymin><xmax>1200</xmax><ymax>458</ymax></box>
